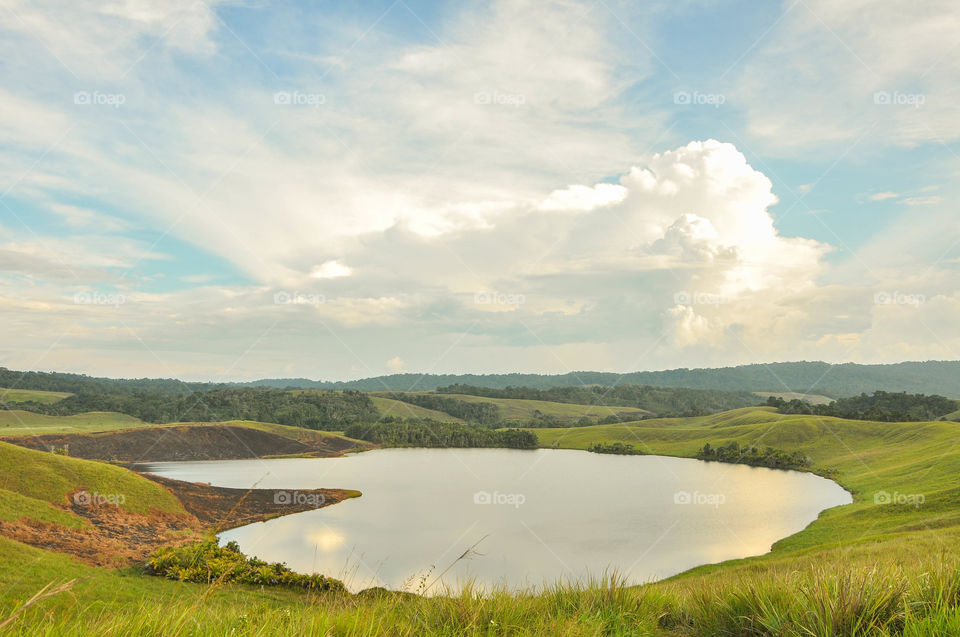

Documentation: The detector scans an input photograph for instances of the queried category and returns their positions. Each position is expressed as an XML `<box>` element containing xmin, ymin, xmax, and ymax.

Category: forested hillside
<box><xmin>312</xmin><ymin>361</ymin><xmax>960</xmax><ymax>396</ymax></box>
<box><xmin>5</xmin><ymin>361</ymin><xmax>960</xmax><ymax>397</ymax></box>
<box><xmin>435</xmin><ymin>384</ymin><xmax>758</xmax><ymax>415</ymax></box>
<box><xmin>14</xmin><ymin>388</ymin><xmax>378</xmax><ymax>430</ymax></box>
<box><xmin>768</xmin><ymin>391</ymin><xmax>958</xmax><ymax>422</ymax></box>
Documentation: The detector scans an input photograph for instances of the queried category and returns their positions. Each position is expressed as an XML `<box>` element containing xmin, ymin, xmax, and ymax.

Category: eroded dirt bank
<box><xmin>0</xmin><ymin>477</ymin><xmax>356</xmax><ymax>567</ymax></box>
<box><xmin>3</xmin><ymin>424</ymin><xmax>367</xmax><ymax>462</ymax></box>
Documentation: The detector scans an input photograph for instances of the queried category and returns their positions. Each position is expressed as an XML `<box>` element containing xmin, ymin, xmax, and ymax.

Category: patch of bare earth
<box><xmin>0</xmin><ymin>479</ymin><xmax>355</xmax><ymax>567</ymax></box>
<box><xmin>0</xmin><ymin>494</ymin><xmax>201</xmax><ymax>567</ymax></box>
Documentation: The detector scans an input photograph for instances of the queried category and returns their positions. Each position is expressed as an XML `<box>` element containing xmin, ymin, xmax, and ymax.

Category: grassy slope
<box><xmin>0</xmin><ymin>387</ymin><xmax>73</xmax><ymax>404</ymax></box>
<box><xmin>369</xmin><ymin>396</ymin><xmax>464</xmax><ymax>422</ymax></box>
<box><xmin>0</xmin><ymin>440</ymin><xmax>185</xmax><ymax>516</ymax></box>
<box><xmin>0</xmin><ymin>442</ymin><xmax>190</xmax><ymax>596</ymax></box>
<box><xmin>0</xmin><ymin>410</ymin><xmax>148</xmax><ymax>436</ymax></box>
<box><xmin>0</xmin><ymin>411</ymin><xmax>366</xmax><ymax>448</ymax></box>
<box><xmin>3</xmin><ymin>407</ymin><xmax>960</xmax><ymax>634</ymax></box>
<box><xmin>413</xmin><ymin>392</ymin><xmax>653</xmax><ymax>423</ymax></box>
<box><xmin>0</xmin><ymin>489</ymin><xmax>88</xmax><ymax>528</ymax></box>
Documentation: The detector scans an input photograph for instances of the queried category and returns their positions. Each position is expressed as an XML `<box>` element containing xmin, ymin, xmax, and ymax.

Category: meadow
<box><xmin>0</xmin><ymin>388</ymin><xmax>73</xmax><ymax>405</ymax></box>
<box><xmin>401</xmin><ymin>391</ymin><xmax>653</xmax><ymax>424</ymax></box>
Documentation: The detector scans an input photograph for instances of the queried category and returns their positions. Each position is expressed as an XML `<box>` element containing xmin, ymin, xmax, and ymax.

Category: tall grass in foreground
<box><xmin>4</xmin><ymin>563</ymin><xmax>960</xmax><ymax>636</ymax></box>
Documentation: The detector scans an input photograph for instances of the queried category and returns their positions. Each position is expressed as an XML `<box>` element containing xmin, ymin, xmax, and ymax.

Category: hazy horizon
<box><xmin>5</xmin><ymin>358</ymin><xmax>956</xmax><ymax>386</ymax></box>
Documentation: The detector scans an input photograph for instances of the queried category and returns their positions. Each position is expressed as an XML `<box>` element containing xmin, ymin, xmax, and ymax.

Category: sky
<box><xmin>1</xmin><ymin>0</ymin><xmax>959</xmax><ymax>382</ymax></box>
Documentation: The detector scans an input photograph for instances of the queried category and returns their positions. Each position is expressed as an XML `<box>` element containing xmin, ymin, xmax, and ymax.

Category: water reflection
<box><xmin>139</xmin><ymin>448</ymin><xmax>851</xmax><ymax>593</ymax></box>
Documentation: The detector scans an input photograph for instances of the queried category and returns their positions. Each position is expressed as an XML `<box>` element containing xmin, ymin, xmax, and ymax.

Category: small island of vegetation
<box><xmin>695</xmin><ymin>441</ymin><xmax>811</xmax><ymax>470</ymax></box>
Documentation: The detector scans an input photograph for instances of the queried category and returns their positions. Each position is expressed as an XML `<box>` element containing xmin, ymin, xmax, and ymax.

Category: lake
<box><xmin>138</xmin><ymin>448</ymin><xmax>851</xmax><ymax>593</ymax></box>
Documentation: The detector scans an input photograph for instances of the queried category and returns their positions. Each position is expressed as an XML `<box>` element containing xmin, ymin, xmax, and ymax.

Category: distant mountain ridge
<box><xmin>3</xmin><ymin>361</ymin><xmax>960</xmax><ymax>398</ymax></box>
<box><xmin>299</xmin><ymin>361</ymin><xmax>960</xmax><ymax>397</ymax></box>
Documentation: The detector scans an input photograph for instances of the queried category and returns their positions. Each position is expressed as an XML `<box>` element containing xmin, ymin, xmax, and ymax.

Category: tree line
<box><xmin>696</xmin><ymin>441</ymin><xmax>810</xmax><ymax>470</ymax></box>
<box><xmin>587</xmin><ymin>442</ymin><xmax>645</xmax><ymax>455</ymax></box>
<box><xmin>384</xmin><ymin>393</ymin><xmax>503</xmax><ymax>425</ymax></box>
<box><xmin>15</xmin><ymin>388</ymin><xmax>379</xmax><ymax>430</ymax></box>
<box><xmin>436</xmin><ymin>383</ymin><xmax>759</xmax><ymax>417</ymax></box>
<box><xmin>343</xmin><ymin>420</ymin><xmax>537</xmax><ymax>449</ymax></box>
<box><xmin>767</xmin><ymin>391</ymin><xmax>957</xmax><ymax>422</ymax></box>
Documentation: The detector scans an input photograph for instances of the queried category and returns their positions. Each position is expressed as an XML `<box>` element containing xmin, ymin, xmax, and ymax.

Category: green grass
<box><xmin>369</xmin><ymin>396</ymin><xmax>464</xmax><ymax>422</ymax></box>
<box><xmin>0</xmin><ymin>412</ymin><xmax>366</xmax><ymax>449</ymax></box>
<box><xmin>1</xmin><ymin>537</ymin><xmax>959</xmax><ymax>635</ymax></box>
<box><xmin>0</xmin><ymin>489</ymin><xmax>88</xmax><ymax>529</ymax></box>
<box><xmin>0</xmin><ymin>440</ymin><xmax>184</xmax><ymax>516</ymax></box>
<box><xmin>411</xmin><ymin>392</ymin><xmax>653</xmax><ymax>423</ymax></box>
<box><xmin>942</xmin><ymin>408</ymin><xmax>960</xmax><ymax>422</ymax></box>
<box><xmin>4</xmin><ymin>406</ymin><xmax>960</xmax><ymax>634</ymax></box>
<box><xmin>0</xmin><ymin>387</ymin><xmax>73</xmax><ymax>405</ymax></box>
<box><xmin>0</xmin><ymin>410</ymin><xmax>148</xmax><ymax>436</ymax></box>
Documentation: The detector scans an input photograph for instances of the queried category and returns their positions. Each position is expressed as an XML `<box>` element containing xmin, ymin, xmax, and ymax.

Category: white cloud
<box><xmin>2</xmin><ymin>139</ymin><xmax>845</xmax><ymax>376</ymax></box>
<box><xmin>734</xmin><ymin>0</ymin><xmax>960</xmax><ymax>149</ymax></box>
<box><xmin>539</xmin><ymin>183</ymin><xmax>628</xmax><ymax>213</ymax></box>
<box><xmin>310</xmin><ymin>261</ymin><xmax>352</xmax><ymax>279</ymax></box>
<box><xmin>900</xmin><ymin>196</ymin><xmax>943</xmax><ymax>207</ymax></box>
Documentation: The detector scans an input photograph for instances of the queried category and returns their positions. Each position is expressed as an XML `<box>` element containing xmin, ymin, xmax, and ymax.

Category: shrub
<box><xmin>146</xmin><ymin>539</ymin><xmax>345</xmax><ymax>593</ymax></box>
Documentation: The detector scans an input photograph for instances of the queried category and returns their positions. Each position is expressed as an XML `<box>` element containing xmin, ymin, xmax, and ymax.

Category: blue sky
<box><xmin>1</xmin><ymin>0</ymin><xmax>958</xmax><ymax>381</ymax></box>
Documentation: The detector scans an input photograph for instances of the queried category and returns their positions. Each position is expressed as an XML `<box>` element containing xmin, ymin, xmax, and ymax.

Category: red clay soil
<box><xmin>3</xmin><ymin>424</ymin><xmax>367</xmax><ymax>462</ymax></box>
<box><xmin>0</xmin><ymin>491</ymin><xmax>202</xmax><ymax>567</ymax></box>
<box><xmin>0</xmin><ymin>478</ymin><xmax>357</xmax><ymax>567</ymax></box>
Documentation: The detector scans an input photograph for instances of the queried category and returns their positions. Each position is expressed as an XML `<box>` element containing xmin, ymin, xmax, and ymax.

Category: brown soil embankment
<box><xmin>0</xmin><ymin>477</ymin><xmax>355</xmax><ymax>567</ymax></box>
<box><xmin>3</xmin><ymin>424</ymin><xmax>367</xmax><ymax>462</ymax></box>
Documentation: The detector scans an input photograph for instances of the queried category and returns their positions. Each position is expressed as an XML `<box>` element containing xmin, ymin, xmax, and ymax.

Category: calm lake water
<box><xmin>138</xmin><ymin>448</ymin><xmax>851</xmax><ymax>593</ymax></box>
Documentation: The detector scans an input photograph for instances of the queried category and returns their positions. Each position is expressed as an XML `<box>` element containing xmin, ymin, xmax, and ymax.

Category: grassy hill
<box><xmin>0</xmin><ymin>409</ymin><xmax>149</xmax><ymax>436</ymax></box>
<box><xmin>0</xmin><ymin>387</ymin><xmax>73</xmax><ymax>404</ymax></box>
<box><xmin>0</xmin><ymin>409</ymin><xmax>369</xmax><ymax>442</ymax></box>
<box><xmin>404</xmin><ymin>392</ymin><xmax>652</xmax><ymax>424</ymax></box>
<box><xmin>0</xmin><ymin>440</ymin><xmax>185</xmax><ymax>518</ymax></box>
<box><xmin>369</xmin><ymin>395</ymin><xmax>464</xmax><ymax>422</ymax></box>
